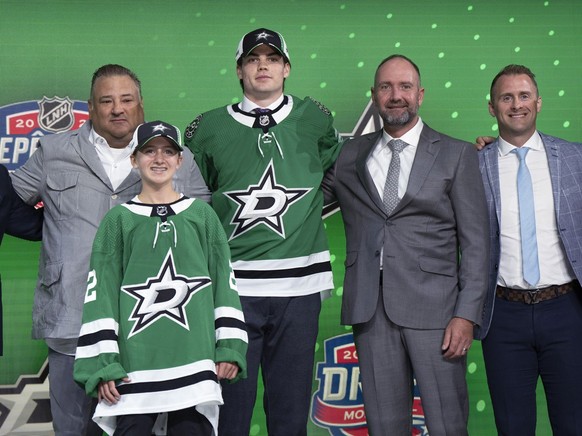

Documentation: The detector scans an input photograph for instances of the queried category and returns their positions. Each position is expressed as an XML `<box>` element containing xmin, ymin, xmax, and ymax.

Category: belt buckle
<box><xmin>525</xmin><ymin>289</ymin><xmax>542</xmax><ymax>304</ymax></box>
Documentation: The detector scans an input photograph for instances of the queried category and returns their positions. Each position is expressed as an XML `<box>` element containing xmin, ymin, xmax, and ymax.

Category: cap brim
<box><xmin>134</xmin><ymin>135</ymin><xmax>183</xmax><ymax>154</ymax></box>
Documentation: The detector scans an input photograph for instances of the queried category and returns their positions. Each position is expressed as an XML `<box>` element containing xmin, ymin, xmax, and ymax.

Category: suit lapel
<box><xmin>482</xmin><ymin>141</ymin><xmax>502</xmax><ymax>225</ymax></box>
<box><xmin>117</xmin><ymin>169</ymin><xmax>141</xmax><ymax>192</ymax></box>
<box><xmin>392</xmin><ymin>126</ymin><xmax>439</xmax><ymax>214</ymax></box>
<box><xmin>73</xmin><ymin>126</ymin><xmax>113</xmax><ymax>190</ymax></box>
<box><xmin>541</xmin><ymin>133</ymin><xmax>561</xmax><ymax>216</ymax></box>
<box><xmin>355</xmin><ymin>130</ymin><xmax>385</xmax><ymax>214</ymax></box>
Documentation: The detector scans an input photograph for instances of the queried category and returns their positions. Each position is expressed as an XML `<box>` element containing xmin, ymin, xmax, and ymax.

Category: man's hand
<box><xmin>216</xmin><ymin>362</ymin><xmax>239</xmax><ymax>380</ymax></box>
<box><xmin>98</xmin><ymin>377</ymin><xmax>130</xmax><ymax>404</ymax></box>
<box><xmin>474</xmin><ymin>136</ymin><xmax>496</xmax><ymax>150</ymax></box>
<box><xmin>441</xmin><ymin>317</ymin><xmax>474</xmax><ymax>359</ymax></box>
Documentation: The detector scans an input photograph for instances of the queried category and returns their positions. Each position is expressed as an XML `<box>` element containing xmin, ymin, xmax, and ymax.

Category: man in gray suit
<box><xmin>328</xmin><ymin>55</ymin><xmax>489</xmax><ymax>435</ymax></box>
<box><xmin>11</xmin><ymin>64</ymin><xmax>209</xmax><ymax>435</ymax></box>
<box><xmin>476</xmin><ymin>64</ymin><xmax>582</xmax><ymax>435</ymax></box>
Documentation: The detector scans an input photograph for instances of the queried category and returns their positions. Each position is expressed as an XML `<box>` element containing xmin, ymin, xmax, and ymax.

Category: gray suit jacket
<box><xmin>11</xmin><ymin>121</ymin><xmax>210</xmax><ymax>340</ymax></box>
<box><xmin>332</xmin><ymin>124</ymin><xmax>489</xmax><ymax>329</ymax></box>
<box><xmin>477</xmin><ymin>132</ymin><xmax>582</xmax><ymax>339</ymax></box>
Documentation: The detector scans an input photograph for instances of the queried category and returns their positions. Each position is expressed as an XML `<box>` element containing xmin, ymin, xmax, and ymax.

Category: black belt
<box><xmin>495</xmin><ymin>281</ymin><xmax>580</xmax><ymax>304</ymax></box>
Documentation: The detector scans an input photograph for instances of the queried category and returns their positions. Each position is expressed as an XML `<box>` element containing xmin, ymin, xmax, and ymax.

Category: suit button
<box><xmin>375</xmin><ymin>250</ymin><xmax>380</xmax><ymax>256</ymax></box>
<box><xmin>111</xmin><ymin>194</ymin><xmax>118</xmax><ymax>200</ymax></box>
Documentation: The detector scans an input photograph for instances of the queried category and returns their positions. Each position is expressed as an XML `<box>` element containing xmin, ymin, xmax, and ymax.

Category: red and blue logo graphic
<box><xmin>310</xmin><ymin>333</ymin><xmax>428</xmax><ymax>435</ymax></box>
<box><xmin>0</xmin><ymin>97</ymin><xmax>89</xmax><ymax>171</ymax></box>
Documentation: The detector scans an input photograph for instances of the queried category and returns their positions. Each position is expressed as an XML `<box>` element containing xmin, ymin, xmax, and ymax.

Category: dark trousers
<box><xmin>114</xmin><ymin>407</ymin><xmax>212</xmax><ymax>435</ymax></box>
<box><xmin>218</xmin><ymin>294</ymin><xmax>321</xmax><ymax>436</ymax></box>
<box><xmin>482</xmin><ymin>288</ymin><xmax>582</xmax><ymax>435</ymax></box>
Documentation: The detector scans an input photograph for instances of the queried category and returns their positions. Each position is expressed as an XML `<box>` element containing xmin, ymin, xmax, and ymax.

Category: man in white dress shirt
<box><xmin>477</xmin><ymin>64</ymin><xmax>582</xmax><ymax>435</ymax></box>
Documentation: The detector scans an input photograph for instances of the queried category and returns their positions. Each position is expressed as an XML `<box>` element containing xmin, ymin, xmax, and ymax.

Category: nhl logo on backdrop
<box><xmin>38</xmin><ymin>96</ymin><xmax>75</xmax><ymax>132</ymax></box>
<box><xmin>0</xmin><ymin>97</ymin><xmax>89</xmax><ymax>171</ymax></box>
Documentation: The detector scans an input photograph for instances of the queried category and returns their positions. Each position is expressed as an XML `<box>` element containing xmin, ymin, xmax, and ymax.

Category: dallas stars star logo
<box><xmin>151</xmin><ymin>123</ymin><xmax>169</xmax><ymax>133</ymax></box>
<box><xmin>224</xmin><ymin>160</ymin><xmax>311</xmax><ymax>240</ymax></box>
<box><xmin>122</xmin><ymin>249</ymin><xmax>211</xmax><ymax>338</ymax></box>
<box><xmin>256</xmin><ymin>31</ymin><xmax>270</xmax><ymax>41</ymax></box>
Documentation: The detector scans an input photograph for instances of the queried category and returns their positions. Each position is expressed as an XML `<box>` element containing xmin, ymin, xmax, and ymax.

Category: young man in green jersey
<box><xmin>185</xmin><ymin>28</ymin><xmax>343</xmax><ymax>436</ymax></box>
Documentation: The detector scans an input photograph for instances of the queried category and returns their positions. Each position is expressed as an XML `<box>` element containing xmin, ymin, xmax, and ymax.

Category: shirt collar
<box><xmin>497</xmin><ymin>131</ymin><xmax>543</xmax><ymax>156</ymax></box>
<box><xmin>240</xmin><ymin>94</ymin><xmax>285</xmax><ymax>113</ymax></box>
<box><xmin>381</xmin><ymin>117</ymin><xmax>424</xmax><ymax>149</ymax></box>
<box><xmin>89</xmin><ymin>126</ymin><xmax>132</xmax><ymax>157</ymax></box>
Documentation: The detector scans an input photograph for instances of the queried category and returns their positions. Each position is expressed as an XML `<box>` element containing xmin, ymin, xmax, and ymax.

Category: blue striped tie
<box><xmin>512</xmin><ymin>147</ymin><xmax>540</xmax><ymax>286</ymax></box>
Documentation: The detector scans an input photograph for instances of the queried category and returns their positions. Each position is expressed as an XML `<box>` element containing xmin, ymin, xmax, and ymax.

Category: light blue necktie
<box><xmin>512</xmin><ymin>147</ymin><xmax>540</xmax><ymax>286</ymax></box>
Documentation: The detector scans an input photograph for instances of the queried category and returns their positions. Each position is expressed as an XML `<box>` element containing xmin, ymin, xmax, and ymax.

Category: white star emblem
<box><xmin>224</xmin><ymin>160</ymin><xmax>311</xmax><ymax>240</ymax></box>
<box><xmin>256</xmin><ymin>31</ymin><xmax>270</xmax><ymax>41</ymax></box>
<box><xmin>122</xmin><ymin>249</ymin><xmax>211</xmax><ymax>338</ymax></box>
<box><xmin>151</xmin><ymin>123</ymin><xmax>169</xmax><ymax>134</ymax></box>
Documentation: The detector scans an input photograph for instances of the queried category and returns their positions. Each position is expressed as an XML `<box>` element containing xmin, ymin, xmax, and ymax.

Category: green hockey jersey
<box><xmin>185</xmin><ymin>95</ymin><xmax>343</xmax><ymax>297</ymax></box>
<box><xmin>73</xmin><ymin>196</ymin><xmax>247</xmax><ymax>435</ymax></box>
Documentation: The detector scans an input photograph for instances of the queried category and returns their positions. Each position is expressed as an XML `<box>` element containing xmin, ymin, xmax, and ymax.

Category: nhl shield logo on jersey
<box><xmin>310</xmin><ymin>333</ymin><xmax>428</xmax><ymax>435</ymax></box>
<box><xmin>156</xmin><ymin>205</ymin><xmax>169</xmax><ymax>216</ymax></box>
<box><xmin>259</xmin><ymin>114</ymin><xmax>270</xmax><ymax>127</ymax></box>
<box><xmin>224</xmin><ymin>159</ymin><xmax>311</xmax><ymax>240</ymax></box>
<box><xmin>0</xmin><ymin>97</ymin><xmax>89</xmax><ymax>171</ymax></box>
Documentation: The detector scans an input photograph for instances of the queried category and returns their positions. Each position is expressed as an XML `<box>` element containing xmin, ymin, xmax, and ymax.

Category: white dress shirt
<box><xmin>367</xmin><ymin>117</ymin><xmax>423</xmax><ymax>199</ymax></box>
<box><xmin>90</xmin><ymin>128</ymin><xmax>133</xmax><ymax>190</ymax></box>
<box><xmin>497</xmin><ymin>131</ymin><xmax>575</xmax><ymax>289</ymax></box>
<box><xmin>367</xmin><ymin>118</ymin><xmax>423</xmax><ymax>268</ymax></box>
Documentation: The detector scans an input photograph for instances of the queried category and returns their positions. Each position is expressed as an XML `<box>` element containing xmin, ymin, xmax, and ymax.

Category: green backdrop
<box><xmin>1</xmin><ymin>0</ymin><xmax>581</xmax><ymax>434</ymax></box>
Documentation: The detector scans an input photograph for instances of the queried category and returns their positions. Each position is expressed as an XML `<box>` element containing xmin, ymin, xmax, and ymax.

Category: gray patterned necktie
<box><xmin>382</xmin><ymin>139</ymin><xmax>408</xmax><ymax>214</ymax></box>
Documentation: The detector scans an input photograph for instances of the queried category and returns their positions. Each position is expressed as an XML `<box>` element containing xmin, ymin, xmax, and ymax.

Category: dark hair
<box><xmin>490</xmin><ymin>64</ymin><xmax>538</xmax><ymax>100</ymax></box>
<box><xmin>89</xmin><ymin>64</ymin><xmax>142</xmax><ymax>101</ymax></box>
<box><xmin>374</xmin><ymin>54</ymin><xmax>422</xmax><ymax>86</ymax></box>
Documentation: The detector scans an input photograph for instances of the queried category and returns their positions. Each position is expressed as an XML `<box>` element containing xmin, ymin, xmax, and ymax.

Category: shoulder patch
<box><xmin>308</xmin><ymin>97</ymin><xmax>331</xmax><ymax>116</ymax></box>
<box><xmin>185</xmin><ymin>114</ymin><xmax>203</xmax><ymax>140</ymax></box>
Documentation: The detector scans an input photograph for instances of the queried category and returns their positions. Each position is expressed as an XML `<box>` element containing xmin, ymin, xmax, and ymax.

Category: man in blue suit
<box><xmin>0</xmin><ymin>164</ymin><xmax>43</xmax><ymax>355</ymax></box>
<box><xmin>477</xmin><ymin>64</ymin><xmax>582</xmax><ymax>435</ymax></box>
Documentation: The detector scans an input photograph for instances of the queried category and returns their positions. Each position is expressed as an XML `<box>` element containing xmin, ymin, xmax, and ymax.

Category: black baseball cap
<box><xmin>131</xmin><ymin>121</ymin><xmax>183</xmax><ymax>154</ymax></box>
<box><xmin>235</xmin><ymin>28</ymin><xmax>290</xmax><ymax>64</ymax></box>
